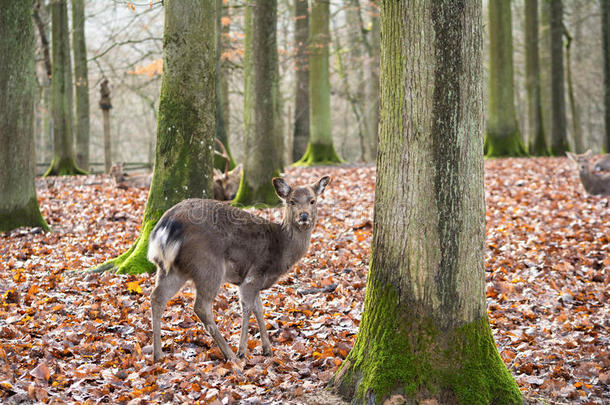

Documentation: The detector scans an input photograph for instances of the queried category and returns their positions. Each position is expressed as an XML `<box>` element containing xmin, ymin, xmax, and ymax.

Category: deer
<box><xmin>147</xmin><ymin>175</ymin><xmax>331</xmax><ymax>361</ymax></box>
<box><xmin>593</xmin><ymin>154</ymin><xmax>610</xmax><ymax>172</ymax></box>
<box><xmin>566</xmin><ymin>150</ymin><xmax>610</xmax><ymax>196</ymax></box>
<box><xmin>109</xmin><ymin>163</ymin><xmax>152</xmax><ymax>188</ymax></box>
<box><xmin>213</xmin><ymin>139</ymin><xmax>242</xmax><ymax>201</ymax></box>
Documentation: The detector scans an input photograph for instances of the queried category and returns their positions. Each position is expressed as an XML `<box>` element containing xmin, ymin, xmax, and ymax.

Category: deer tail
<box><xmin>147</xmin><ymin>217</ymin><xmax>183</xmax><ymax>276</ymax></box>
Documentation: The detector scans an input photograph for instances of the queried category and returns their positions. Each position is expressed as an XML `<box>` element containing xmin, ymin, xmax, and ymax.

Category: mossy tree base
<box><xmin>44</xmin><ymin>156</ymin><xmax>87</xmax><ymax>176</ymax></box>
<box><xmin>232</xmin><ymin>170</ymin><xmax>280</xmax><ymax>207</ymax></box>
<box><xmin>484</xmin><ymin>131</ymin><xmax>528</xmax><ymax>157</ymax></box>
<box><xmin>0</xmin><ymin>197</ymin><xmax>50</xmax><ymax>233</ymax></box>
<box><xmin>330</xmin><ymin>280</ymin><xmax>521</xmax><ymax>405</ymax></box>
<box><xmin>294</xmin><ymin>142</ymin><xmax>343</xmax><ymax>166</ymax></box>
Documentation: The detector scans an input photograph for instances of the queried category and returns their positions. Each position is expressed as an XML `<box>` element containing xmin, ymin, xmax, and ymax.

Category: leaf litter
<box><xmin>0</xmin><ymin>157</ymin><xmax>607</xmax><ymax>404</ymax></box>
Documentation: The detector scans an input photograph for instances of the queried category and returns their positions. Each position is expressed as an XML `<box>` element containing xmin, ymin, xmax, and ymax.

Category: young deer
<box><xmin>213</xmin><ymin>139</ymin><xmax>242</xmax><ymax>200</ymax></box>
<box><xmin>147</xmin><ymin>175</ymin><xmax>331</xmax><ymax>361</ymax></box>
<box><xmin>566</xmin><ymin>151</ymin><xmax>610</xmax><ymax>196</ymax></box>
<box><xmin>109</xmin><ymin>163</ymin><xmax>152</xmax><ymax>188</ymax></box>
<box><xmin>593</xmin><ymin>154</ymin><xmax>610</xmax><ymax>172</ymax></box>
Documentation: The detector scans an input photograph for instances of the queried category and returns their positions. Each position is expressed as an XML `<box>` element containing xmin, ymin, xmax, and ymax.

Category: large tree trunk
<box><xmin>45</xmin><ymin>0</ymin><xmax>84</xmax><ymax>176</ymax></box>
<box><xmin>233</xmin><ymin>0</ymin><xmax>281</xmax><ymax>206</ymax></box>
<box><xmin>525</xmin><ymin>0</ymin><xmax>549</xmax><ymax>155</ymax></box>
<box><xmin>292</xmin><ymin>0</ymin><xmax>310</xmax><ymax>162</ymax></box>
<box><xmin>0</xmin><ymin>0</ymin><xmax>49</xmax><ymax>232</ymax></box>
<box><xmin>72</xmin><ymin>0</ymin><xmax>89</xmax><ymax>170</ymax></box>
<box><xmin>296</xmin><ymin>0</ymin><xmax>342</xmax><ymax>165</ymax></box>
<box><xmin>331</xmin><ymin>1</ymin><xmax>521</xmax><ymax>403</ymax></box>
<box><xmin>602</xmin><ymin>0</ymin><xmax>610</xmax><ymax>151</ymax></box>
<box><xmin>485</xmin><ymin>0</ymin><xmax>526</xmax><ymax>156</ymax></box>
<box><xmin>550</xmin><ymin>0</ymin><xmax>569</xmax><ymax>155</ymax></box>
<box><xmin>96</xmin><ymin>0</ymin><xmax>216</xmax><ymax>274</ymax></box>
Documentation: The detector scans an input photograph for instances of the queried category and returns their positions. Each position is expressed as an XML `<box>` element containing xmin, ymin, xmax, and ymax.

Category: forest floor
<box><xmin>0</xmin><ymin>157</ymin><xmax>608</xmax><ymax>404</ymax></box>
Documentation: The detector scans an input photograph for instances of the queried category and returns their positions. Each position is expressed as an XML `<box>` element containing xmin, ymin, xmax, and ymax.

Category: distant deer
<box><xmin>213</xmin><ymin>139</ymin><xmax>242</xmax><ymax>201</ymax></box>
<box><xmin>109</xmin><ymin>163</ymin><xmax>152</xmax><ymax>189</ymax></box>
<box><xmin>593</xmin><ymin>154</ymin><xmax>610</xmax><ymax>172</ymax></box>
<box><xmin>566</xmin><ymin>151</ymin><xmax>610</xmax><ymax>196</ymax></box>
<box><xmin>147</xmin><ymin>175</ymin><xmax>331</xmax><ymax>361</ymax></box>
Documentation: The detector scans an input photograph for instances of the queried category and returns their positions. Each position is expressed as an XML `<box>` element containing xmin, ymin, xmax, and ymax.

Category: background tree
<box><xmin>331</xmin><ymin>1</ymin><xmax>521</xmax><ymax>403</ymax></box>
<box><xmin>72</xmin><ymin>0</ymin><xmax>90</xmax><ymax>170</ymax></box>
<box><xmin>602</xmin><ymin>0</ymin><xmax>610</xmax><ymax>151</ymax></box>
<box><xmin>485</xmin><ymin>0</ymin><xmax>526</xmax><ymax>156</ymax></box>
<box><xmin>233</xmin><ymin>0</ymin><xmax>282</xmax><ymax>206</ymax></box>
<box><xmin>45</xmin><ymin>0</ymin><xmax>84</xmax><ymax>176</ymax></box>
<box><xmin>296</xmin><ymin>0</ymin><xmax>342</xmax><ymax>165</ymax></box>
<box><xmin>292</xmin><ymin>0</ymin><xmax>310</xmax><ymax>162</ymax></box>
<box><xmin>364</xmin><ymin>0</ymin><xmax>380</xmax><ymax>161</ymax></box>
<box><xmin>96</xmin><ymin>0</ymin><xmax>217</xmax><ymax>274</ymax></box>
<box><xmin>550</xmin><ymin>0</ymin><xmax>569</xmax><ymax>155</ymax></box>
<box><xmin>525</xmin><ymin>0</ymin><xmax>549</xmax><ymax>155</ymax></box>
<box><xmin>0</xmin><ymin>0</ymin><xmax>49</xmax><ymax>232</ymax></box>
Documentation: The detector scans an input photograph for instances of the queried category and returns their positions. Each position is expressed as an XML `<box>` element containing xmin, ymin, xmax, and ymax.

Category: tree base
<box><xmin>232</xmin><ymin>170</ymin><xmax>280</xmax><ymax>207</ymax></box>
<box><xmin>0</xmin><ymin>196</ymin><xmax>50</xmax><ymax>233</ymax></box>
<box><xmin>293</xmin><ymin>142</ymin><xmax>343</xmax><ymax>166</ymax></box>
<box><xmin>484</xmin><ymin>131</ymin><xmax>527</xmax><ymax>157</ymax></box>
<box><xmin>92</xmin><ymin>216</ymin><xmax>157</xmax><ymax>274</ymax></box>
<box><xmin>44</xmin><ymin>156</ymin><xmax>87</xmax><ymax>176</ymax></box>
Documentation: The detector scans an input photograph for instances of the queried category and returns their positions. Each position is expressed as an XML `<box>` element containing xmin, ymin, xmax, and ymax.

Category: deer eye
<box><xmin>310</xmin><ymin>199</ymin><xmax>315</xmax><ymax>205</ymax></box>
<box><xmin>289</xmin><ymin>201</ymin><xmax>296</xmax><ymax>206</ymax></box>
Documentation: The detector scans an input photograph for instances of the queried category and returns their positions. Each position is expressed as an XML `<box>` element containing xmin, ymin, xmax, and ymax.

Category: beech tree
<box><xmin>550</xmin><ymin>0</ymin><xmax>569</xmax><ymax>155</ymax></box>
<box><xmin>233</xmin><ymin>0</ymin><xmax>282</xmax><ymax>206</ymax></box>
<box><xmin>485</xmin><ymin>0</ymin><xmax>526</xmax><ymax>156</ymax></box>
<box><xmin>96</xmin><ymin>0</ymin><xmax>216</xmax><ymax>274</ymax></box>
<box><xmin>0</xmin><ymin>0</ymin><xmax>49</xmax><ymax>232</ymax></box>
<box><xmin>525</xmin><ymin>0</ymin><xmax>549</xmax><ymax>155</ymax></box>
<box><xmin>72</xmin><ymin>0</ymin><xmax>90</xmax><ymax>169</ymax></box>
<box><xmin>296</xmin><ymin>0</ymin><xmax>342</xmax><ymax>165</ymax></box>
<box><xmin>292</xmin><ymin>0</ymin><xmax>310</xmax><ymax>162</ymax></box>
<box><xmin>45</xmin><ymin>0</ymin><xmax>85</xmax><ymax>176</ymax></box>
<box><xmin>331</xmin><ymin>1</ymin><xmax>521</xmax><ymax>403</ymax></box>
<box><xmin>602</xmin><ymin>0</ymin><xmax>610</xmax><ymax>151</ymax></box>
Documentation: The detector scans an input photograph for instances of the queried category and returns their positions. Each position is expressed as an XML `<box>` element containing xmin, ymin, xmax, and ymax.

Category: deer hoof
<box><xmin>262</xmin><ymin>347</ymin><xmax>272</xmax><ymax>356</ymax></box>
<box><xmin>153</xmin><ymin>352</ymin><xmax>164</xmax><ymax>362</ymax></box>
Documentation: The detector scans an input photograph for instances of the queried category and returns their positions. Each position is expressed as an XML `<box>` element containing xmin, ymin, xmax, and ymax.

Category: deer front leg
<box><xmin>237</xmin><ymin>294</ymin><xmax>253</xmax><ymax>358</ymax></box>
<box><xmin>253</xmin><ymin>294</ymin><xmax>272</xmax><ymax>356</ymax></box>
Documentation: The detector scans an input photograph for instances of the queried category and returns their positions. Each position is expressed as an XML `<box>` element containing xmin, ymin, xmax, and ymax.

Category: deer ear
<box><xmin>273</xmin><ymin>178</ymin><xmax>291</xmax><ymax>199</ymax></box>
<box><xmin>584</xmin><ymin>149</ymin><xmax>593</xmax><ymax>157</ymax></box>
<box><xmin>312</xmin><ymin>176</ymin><xmax>331</xmax><ymax>196</ymax></box>
<box><xmin>566</xmin><ymin>152</ymin><xmax>575</xmax><ymax>161</ymax></box>
<box><xmin>232</xmin><ymin>163</ymin><xmax>243</xmax><ymax>176</ymax></box>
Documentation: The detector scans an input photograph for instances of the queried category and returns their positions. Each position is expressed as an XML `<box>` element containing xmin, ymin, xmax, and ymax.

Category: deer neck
<box><xmin>280</xmin><ymin>216</ymin><xmax>313</xmax><ymax>268</ymax></box>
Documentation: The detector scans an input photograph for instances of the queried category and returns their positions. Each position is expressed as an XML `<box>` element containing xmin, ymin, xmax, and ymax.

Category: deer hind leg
<box><xmin>193</xmin><ymin>293</ymin><xmax>236</xmax><ymax>361</ymax></box>
<box><xmin>253</xmin><ymin>294</ymin><xmax>272</xmax><ymax>355</ymax></box>
<box><xmin>151</xmin><ymin>269</ymin><xmax>187</xmax><ymax>361</ymax></box>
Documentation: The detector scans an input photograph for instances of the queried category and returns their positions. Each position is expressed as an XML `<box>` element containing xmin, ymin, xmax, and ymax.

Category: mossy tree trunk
<box><xmin>96</xmin><ymin>0</ymin><xmax>216</xmax><ymax>274</ymax></box>
<box><xmin>72</xmin><ymin>0</ymin><xmax>89</xmax><ymax>170</ymax></box>
<box><xmin>525</xmin><ymin>0</ymin><xmax>549</xmax><ymax>155</ymax></box>
<box><xmin>233</xmin><ymin>0</ymin><xmax>281</xmax><ymax>206</ymax></box>
<box><xmin>292</xmin><ymin>0</ymin><xmax>310</xmax><ymax>162</ymax></box>
<box><xmin>602</xmin><ymin>0</ymin><xmax>610</xmax><ymax>151</ymax></box>
<box><xmin>296</xmin><ymin>0</ymin><xmax>342</xmax><ymax>165</ymax></box>
<box><xmin>485</xmin><ymin>0</ymin><xmax>526</xmax><ymax>157</ymax></box>
<box><xmin>330</xmin><ymin>2</ymin><xmax>521</xmax><ymax>404</ymax></box>
<box><xmin>45</xmin><ymin>0</ymin><xmax>85</xmax><ymax>176</ymax></box>
<box><xmin>0</xmin><ymin>0</ymin><xmax>50</xmax><ymax>232</ymax></box>
<box><xmin>549</xmin><ymin>0</ymin><xmax>569</xmax><ymax>155</ymax></box>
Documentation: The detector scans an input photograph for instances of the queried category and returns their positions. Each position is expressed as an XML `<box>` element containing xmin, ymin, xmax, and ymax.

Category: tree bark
<box><xmin>292</xmin><ymin>0</ymin><xmax>310</xmax><ymax>162</ymax></box>
<box><xmin>233</xmin><ymin>0</ymin><xmax>281</xmax><ymax>206</ymax></box>
<box><xmin>550</xmin><ymin>0</ymin><xmax>569</xmax><ymax>155</ymax></box>
<box><xmin>564</xmin><ymin>27</ymin><xmax>584</xmax><ymax>153</ymax></box>
<box><xmin>95</xmin><ymin>0</ymin><xmax>216</xmax><ymax>274</ymax></box>
<box><xmin>539</xmin><ymin>0</ymin><xmax>552</xmax><ymax>148</ymax></box>
<box><xmin>602</xmin><ymin>0</ymin><xmax>610</xmax><ymax>151</ymax></box>
<box><xmin>331</xmin><ymin>1</ymin><xmax>521</xmax><ymax>403</ymax></box>
<box><xmin>525</xmin><ymin>0</ymin><xmax>549</xmax><ymax>155</ymax></box>
<box><xmin>72</xmin><ymin>0</ymin><xmax>90</xmax><ymax>170</ymax></box>
<box><xmin>364</xmin><ymin>1</ymin><xmax>380</xmax><ymax>162</ymax></box>
<box><xmin>296</xmin><ymin>0</ymin><xmax>342</xmax><ymax>165</ymax></box>
<box><xmin>485</xmin><ymin>0</ymin><xmax>526</xmax><ymax>156</ymax></box>
<box><xmin>0</xmin><ymin>0</ymin><xmax>49</xmax><ymax>232</ymax></box>
<box><xmin>45</xmin><ymin>0</ymin><xmax>84</xmax><ymax>176</ymax></box>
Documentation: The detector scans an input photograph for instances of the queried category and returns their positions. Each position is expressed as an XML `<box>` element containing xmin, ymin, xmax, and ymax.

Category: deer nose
<box><xmin>299</xmin><ymin>213</ymin><xmax>309</xmax><ymax>222</ymax></box>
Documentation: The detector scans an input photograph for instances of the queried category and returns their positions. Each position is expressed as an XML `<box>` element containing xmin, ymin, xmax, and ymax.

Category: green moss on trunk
<box><xmin>232</xmin><ymin>169</ymin><xmax>280</xmax><ymax>207</ymax></box>
<box><xmin>332</xmin><ymin>278</ymin><xmax>521</xmax><ymax>405</ymax></box>
<box><xmin>0</xmin><ymin>197</ymin><xmax>50</xmax><ymax>233</ymax></box>
<box><xmin>44</xmin><ymin>156</ymin><xmax>87</xmax><ymax>176</ymax></box>
<box><xmin>484</xmin><ymin>130</ymin><xmax>527</xmax><ymax>157</ymax></box>
<box><xmin>293</xmin><ymin>142</ymin><xmax>342</xmax><ymax>166</ymax></box>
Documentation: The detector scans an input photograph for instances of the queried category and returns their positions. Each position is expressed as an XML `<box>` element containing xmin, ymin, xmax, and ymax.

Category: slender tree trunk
<box><xmin>0</xmin><ymin>0</ymin><xmax>49</xmax><ymax>232</ymax></box>
<box><xmin>331</xmin><ymin>1</ymin><xmax>521</xmax><ymax>403</ymax></box>
<box><xmin>45</xmin><ymin>0</ymin><xmax>84</xmax><ymax>176</ymax></box>
<box><xmin>95</xmin><ymin>0</ymin><xmax>217</xmax><ymax>274</ymax></box>
<box><xmin>296</xmin><ymin>0</ymin><xmax>342</xmax><ymax>165</ymax></box>
<box><xmin>364</xmin><ymin>1</ymin><xmax>380</xmax><ymax>162</ymax></box>
<box><xmin>485</xmin><ymin>0</ymin><xmax>526</xmax><ymax>156</ymax></box>
<box><xmin>550</xmin><ymin>0</ymin><xmax>569</xmax><ymax>155</ymax></box>
<box><xmin>103</xmin><ymin>110</ymin><xmax>111</xmax><ymax>172</ymax></box>
<box><xmin>232</xmin><ymin>0</ymin><xmax>281</xmax><ymax>206</ymax></box>
<box><xmin>539</xmin><ymin>0</ymin><xmax>552</xmax><ymax>148</ymax></box>
<box><xmin>564</xmin><ymin>27</ymin><xmax>584</xmax><ymax>152</ymax></box>
<box><xmin>292</xmin><ymin>0</ymin><xmax>310</xmax><ymax>162</ymax></box>
<box><xmin>72</xmin><ymin>0</ymin><xmax>90</xmax><ymax>170</ymax></box>
<box><xmin>602</xmin><ymin>0</ymin><xmax>610</xmax><ymax>151</ymax></box>
<box><xmin>525</xmin><ymin>0</ymin><xmax>549</xmax><ymax>155</ymax></box>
